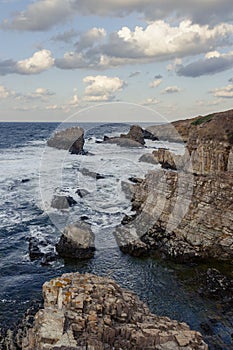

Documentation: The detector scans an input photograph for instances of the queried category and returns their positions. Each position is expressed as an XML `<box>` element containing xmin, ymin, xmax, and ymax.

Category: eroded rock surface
<box><xmin>116</xmin><ymin>110</ymin><xmax>233</xmax><ymax>262</ymax></box>
<box><xmin>21</xmin><ymin>272</ymin><xmax>207</xmax><ymax>350</ymax></box>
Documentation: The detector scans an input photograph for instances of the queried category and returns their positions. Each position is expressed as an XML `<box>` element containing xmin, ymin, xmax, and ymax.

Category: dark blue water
<box><xmin>0</xmin><ymin>122</ymin><xmax>232</xmax><ymax>349</ymax></box>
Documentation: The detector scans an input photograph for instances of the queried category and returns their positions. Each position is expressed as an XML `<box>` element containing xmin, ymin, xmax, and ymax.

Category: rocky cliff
<box><xmin>21</xmin><ymin>272</ymin><xmax>207</xmax><ymax>350</ymax></box>
<box><xmin>116</xmin><ymin>109</ymin><xmax>233</xmax><ymax>262</ymax></box>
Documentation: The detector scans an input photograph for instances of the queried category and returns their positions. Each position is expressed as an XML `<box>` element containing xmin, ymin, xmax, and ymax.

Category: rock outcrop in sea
<box><xmin>47</xmin><ymin>127</ymin><xmax>85</xmax><ymax>154</ymax></box>
<box><xmin>56</xmin><ymin>222</ymin><xmax>95</xmax><ymax>259</ymax></box>
<box><xmin>115</xmin><ymin>109</ymin><xmax>233</xmax><ymax>262</ymax></box>
<box><xmin>104</xmin><ymin>125</ymin><xmax>145</xmax><ymax>147</ymax></box>
<box><xmin>20</xmin><ymin>272</ymin><xmax>207</xmax><ymax>350</ymax></box>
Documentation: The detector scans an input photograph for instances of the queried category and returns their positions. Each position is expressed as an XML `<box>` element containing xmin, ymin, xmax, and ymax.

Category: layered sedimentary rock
<box><xmin>56</xmin><ymin>222</ymin><xmax>95</xmax><ymax>259</ymax></box>
<box><xmin>21</xmin><ymin>272</ymin><xmax>207</xmax><ymax>350</ymax></box>
<box><xmin>116</xmin><ymin>109</ymin><xmax>233</xmax><ymax>262</ymax></box>
<box><xmin>47</xmin><ymin>127</ymin><xmax>85</xmax><ymax>154</ymax></box>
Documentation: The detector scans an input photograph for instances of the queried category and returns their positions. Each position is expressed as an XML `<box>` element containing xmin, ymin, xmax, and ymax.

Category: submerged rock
<box><xmin>47</xmin><ymin>127</ymin><xmax>85</xmax><ymax>154</ymax></box>
<box><xmin>21</xmin><ymin>272</ymin><xmax>207</xmax><ymax>350</ymax></box>
<box><xmin>56</xmin><ymin>222</ymin><xmax>95</xmax><ymax>259</ymax></box>
<box><xmin>79</xmin><ymin>167</ymin><xmax>105</xmax><ymax>180</ymax></box>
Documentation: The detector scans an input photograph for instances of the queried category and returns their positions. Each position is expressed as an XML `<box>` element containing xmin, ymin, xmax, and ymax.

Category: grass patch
<box><xmin>191</xmin><ymin>114</ymin><xmax>214</xmax><ymax>126</ymax></box>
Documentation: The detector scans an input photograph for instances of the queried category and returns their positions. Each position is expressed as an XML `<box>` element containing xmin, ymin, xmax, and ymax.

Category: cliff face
<box><xmin>116</xmin><ymin>109</ymin><xmax>233</xmax><ymax>262</ymax></box>
<box><xmin>21</xmin><ymin>272</ymin><xmax>207</xmax><ymax>350</ymax></box>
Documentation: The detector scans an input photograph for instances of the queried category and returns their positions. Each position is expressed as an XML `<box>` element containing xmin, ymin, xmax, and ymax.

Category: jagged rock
<box><xmin>21</xmin><ymin>272</ymin><xmax>207</xmax><ymax>350</ymax></box>
<box><xmin>51</xmin><ymin>195</ymin><xmax>77</xmax><ymax>210</ymax></box>
<box><xmin>75</xmin><ymin>188</ymin><xmax>90</xmax><ymax>198</ymax></box>
<box><xmin>143</xmin><ymin>129</ymin><xmax>158</xmax><ymax>141</ymax></box>
<box><xmin>104</xmin><ymin>125</ymin><xmax>145</xmax><ymax>148</ymax></box>
<box><xmin>56</xmin><ymin>222</ymin><xmax>95</xmax><ymax>259</ymax></box>
<box><xmin>123</xmin><ymin>125</ymin><xmax>145</xmax><ymax>145</ymax></box>
<box><xmin>116</xmin><ymin>169</ymin><xmax>233</xmax><ymax>262</ymax></box>
<box><xmin>115</xmin><ymin>110</ymin><xmax>233</xmax><ymax>262</ymax></box>
<box><xmin>28</xmin><ymin>237</ymin><xmax>46</xmax><ymax>261</ymax></box>
<box><xmin>47</xmin><ymin>127</ymin><xmax>85</xmax><ymax>155</ymax></box>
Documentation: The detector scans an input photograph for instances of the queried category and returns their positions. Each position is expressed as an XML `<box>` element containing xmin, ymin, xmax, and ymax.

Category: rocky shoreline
<box><xmin>116</xmin><ymin>109</ymin><xmax>233</xmax><ymax>263</ymax></box>
<box><xmin>1</xmin><ymin>273</ymin><xmax>208</xmax><ymax>350</ymax></box>
<box><xmin>2</xmin><ymin>110</ymin><xmax>232</xmax><ymax>349</ymax></box>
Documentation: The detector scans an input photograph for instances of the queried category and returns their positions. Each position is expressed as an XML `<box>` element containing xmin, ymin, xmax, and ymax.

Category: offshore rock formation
<box><xmin>21</xmin><ymin>272</ymin><xmax>207</xmax><ymax>350</ymax></box>
<box><xmin>47</xmin><ymin>127</ymin><xmax>85</xmax><ymax>154</ymax></box>
<box><xmin>56</xmin><ymin>222</ymin><xmax>95</xmax><ymax>259</ymax></box>
<box><xmin>116</xmin><ymin>109</ymin><xmax>233</xmax><ymax>262</ymax></box>
<box><xmin>104</xmin><ymin>125</ymin><xmax>145</xmax><ymax>148</ymax></box>
<box><xmin>51</xmin><ymin>195</ymin><xmax>77</xmax><ymax>210</ymax></box>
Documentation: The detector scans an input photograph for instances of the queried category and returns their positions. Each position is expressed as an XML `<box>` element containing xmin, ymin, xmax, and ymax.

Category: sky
<box><xmin>0</xmin><ymin>0</ymin><xmax>233</xmax><ymax>122</ymax></box>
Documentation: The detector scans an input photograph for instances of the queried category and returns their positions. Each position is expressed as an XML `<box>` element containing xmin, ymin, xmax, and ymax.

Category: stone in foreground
<box><xmin>47</xmin><ymin>127</ymin><xmax>85</xmax><ymax>154</ymax></box>
<box><xmin>22</xmin><ymin>272</ymin><xmax>207</xmax><ymax>350</ymax></box>
<box><xmin>56</xmin><ymin>222</ymin><xmax>95</xmax><ymax>259</ymax></box>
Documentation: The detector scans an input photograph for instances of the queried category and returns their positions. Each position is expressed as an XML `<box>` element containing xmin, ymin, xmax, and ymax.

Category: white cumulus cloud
<box><xmin>211</xmin><ymin>84</ymin><xmax>233</xmax><ymax>98</ymax></box>
<box><xmin>162</xmin><ymin>86</ymin><xmax>181</xmax><ymax>94</ymax></box>
<box><xmin>83</xmin><ymin>75</ymin><xmax>125</xmax><ymax>101</ymax></box>
<box><xmin>149</xmin><ymin>79</ymin><xmax>162</xmax><ymax>88</ymax></box>
<box><xmin>16</xmin><ymin>50</ymin><xmax>54</xmax><ymax>74</ymax></box>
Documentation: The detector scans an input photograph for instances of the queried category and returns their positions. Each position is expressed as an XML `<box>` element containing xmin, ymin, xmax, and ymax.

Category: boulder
<box><xmin>21</xmin><ymin>272</ymin><xmax>207</xmax><ymax>350</ymax></box>
<box><xmin>139</xmin><ymin>153</ymin><xmax>159</xmax><ymax>165</ymax></box>
<box><xmin>47</xmin><ymin>127</ymin><xmax>85</xmax><ymax>154</ymax></box>
<box><xmin>104</xmin><ymin>125</ymin><xmax>145</xmax><ymax>148</ymax></box>
<box><xmin>51</xmin><ymin>195</ymin><xmax>77</xmax><ymax>210</ymax></box>
<box><xmin>56</xmin><ymin>222</ymin><xmax>95</xmax><ymax>259</ymax></box>
<box><xmin>79</xmin><ymin>167</ymin><xmax>105</xmax><ymax>179</ymax></box>
<box><xmin>75</xmin><ymin>188</ymin><xmax>90</xmax><ymax>198</ymax></box>
<box><xmin>123</xmin><ymin>125</ymin><xmax>145</xmax><ymax>145</ymax></box>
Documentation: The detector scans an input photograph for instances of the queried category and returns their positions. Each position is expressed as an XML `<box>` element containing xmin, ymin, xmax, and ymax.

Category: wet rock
<box><xmin>128</xmin><ymin>176</ymin><xmax>143</xmax><ymax>184</ymax></box>
<box><xmin>123</xmin><ymin>125</ymin><xmax>145</xmax><ymax>145</ymax></box>
<box><xmin>104</xmin><ymin>137</ymin><xmax>144</xmax><ymax>148</ymax></box>
<box><xmin>21</xmin><ymin>179</ymin><xmax>30</xmax><ymax>183</ymax></box>
<box><xmin>143</xmin><ymin>129</ymin><xmax>158</xmax><ymax>141</ymax></box>
<box><xmin>104</xmin><ymin>125</ymin><xmax>145</xmax><ymax>148</ymax></box>
<box><xmin>121</xmin><ymin>181</ymin><xmax>135</xmax><ymax>200</ymax></box>
<box><xmin>41</xmin><ymin>252</ymin><xmax>58</xmax><ymax>266</ymax></box>
<box><xmin>198</xmin><ymin>268</ymin><xmax>233</xmax><ymax>301</ymax></box>
<box><xmin>76</xmin><ymin>188</ymin><xmax>90</xmax><ymax>198</ymax></box>
<box><xmin>51</xmin><ymin>195</ymin><xmax>77</xmax><ymax>210</ymax></box>
<box><xmin>56</xmin><ymin>222</ymin><xmax>95</xmax><ymax>259</ymax></box>
<box><xmin>139</xmin><ymin>153</ymin><xmax>159</xmax><ymax>165</ymax></box>
<box><xmin>80</xmin><ymin>215</ymin><xmax>89</xmax><ymax>221</ymax></box>
<box><xmin>28</xmin><ymin>237</ymin><xmax>47</xmax><ymax>261</ymax></box>
<box><xmin>47</xmin><ymin>127</ymin><xmax>85</xmax><ymax>155</ymax></box>
<box><xmin>79</xmin><ymin>167</ymin><xmax>105</xmax><ymax>180</ymax></box>
<box><xmin>21</xmin><ymin>272</ymin><xmax>207</xmax><ymax>350</ymax></box>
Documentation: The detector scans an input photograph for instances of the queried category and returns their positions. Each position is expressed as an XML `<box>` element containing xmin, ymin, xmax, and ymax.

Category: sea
<box><xmin>0</xmin><ymin>122</ymin><xmax>232</xmax><ymax>349</ymax></box>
